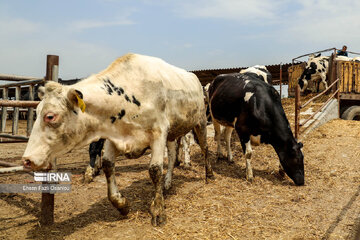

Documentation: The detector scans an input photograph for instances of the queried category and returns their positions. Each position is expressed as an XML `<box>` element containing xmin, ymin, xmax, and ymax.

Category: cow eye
<box><xmin>44</xmin><ymin>113</ymin><xmax>57</xmax><ymax>123</ymax></box>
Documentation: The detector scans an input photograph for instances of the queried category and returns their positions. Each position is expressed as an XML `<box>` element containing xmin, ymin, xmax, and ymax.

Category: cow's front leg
<box><xmin>103</xmin><ymin>140</ymin><xmax>129</xmax><ymax>215</ymax></box>
<box><xmin>164</xmin><ymin>140</ymin><xmax>176</xmax><ymax>190</ymax></box>
<box><xmin>149</xmin><ymin>132</ymin><xmax>167</xmax><ymax>226</ymax></box>
<box><xmin>238</xmin><ymin>133</ymin><xmax>254</xmax><ymax>182</ymax></box>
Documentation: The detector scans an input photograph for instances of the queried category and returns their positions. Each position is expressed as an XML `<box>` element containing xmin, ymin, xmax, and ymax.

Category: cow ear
<box><xmin>67</xmin><ymin>88</ymin><xmax>86</xmax><ymax>113</ymax></box>
<box><xmin>38</xmin><ymin>86</ymin><xmax>45</xmax><ymax>100</ymax></box>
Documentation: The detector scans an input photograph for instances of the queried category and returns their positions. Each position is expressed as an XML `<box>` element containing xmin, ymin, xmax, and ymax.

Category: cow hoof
<box><xmin>164</xmin><ymin>177</ymin><xmax>172</xmax><ymax>191</ymax></box>
<box><xmin>174</xmin><ymin>159</ymin><xmax>181</xmax><ymax>167</ymax></box>
<box><xmin>216</xmin><ymin>154</ymin><xmax>226</xmax><ymax>162</ymax></box>
<box><xmin>151</xmin><ymin>213</ymin><xmax>167</xmax><ymax>227</ymax></box>
<box><xmin>83</xmin><ymin>166</ymin><xmax>95</xmax><ymax>183</ymax></box>
<box><xmin>150</xmin><ymin>196</ymin><xmax>166</xmax><ymax>226</ymax></box>
<box><xmin>246</xmin><ymin>175</ymin><xmax>254</xmax><ymax>183</ymax></box>
<box><xmin>109</xmin><ymin>193</ymin><xmax>130</xmax><ymax>216</ymax></box>
<box><xmin>206</xmin><ymin>173</ymin><xmax>216</xmax><ymax>184</ymax></box>
<box><xmin>183</xmin><ymin>163</ymin><xmax>191</xmax><ymax>169</ymax></box>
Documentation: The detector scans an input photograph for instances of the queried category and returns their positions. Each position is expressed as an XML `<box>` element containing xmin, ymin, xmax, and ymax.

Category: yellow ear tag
<box><xmin>76</xmin><ymin>95</ymin><xmax>86</xmax><ymax>113</ymax></box>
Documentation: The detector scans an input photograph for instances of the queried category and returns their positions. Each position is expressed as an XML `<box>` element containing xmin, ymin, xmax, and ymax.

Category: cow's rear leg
<box><xmin>213</xmin><ymin>120</ymin><xmax>225</xmax><ymax>161</ymax></box>
<box><xmin>238</xmin><ymin>133</ymin><xmax>254</xmax><ymax>182</ymax></box>
<box><xmin>103</xmin><ymin>140</ymin><xmax>129</xmax><ymax>215</ymax></box>
<box><xmin>224</xmin><ymin>126</ymin><xmax>234</xmax><ymax>163</ymax></box>
<box><xmin>149</xmin><ymin>131</ymin><xmax>167</xmax><ymax>226</ymax></box>
<box><xmin>181</xmin><ymin>133</ymin><xmax>191</xmax><ymax>168</ymax></box>
<box><xmin>164</xmin><ymin>140</ymin><xmax>176</xmax><ymax>190</ymax></box>
<box><xmin>194</xmin><ymin>120</ymin><xmax>214</xmax><ymax>182</ymax></box>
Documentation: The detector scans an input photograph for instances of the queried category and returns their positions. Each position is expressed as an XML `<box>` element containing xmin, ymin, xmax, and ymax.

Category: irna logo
<box><xmin>34</xmin><ymin>172</ymin><xmax>71</xmax><ymax>182</ymax></box>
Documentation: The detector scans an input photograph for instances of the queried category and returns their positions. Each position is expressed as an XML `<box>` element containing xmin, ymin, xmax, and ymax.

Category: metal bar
<box><xmin>12</xmin><ymin>86</ymin><xmax>20</xmax><ymax>135</ymax></box>
<box><xmin>0</xmin><ymin>100</ymin><xmax>40</xmax><ymax>108</ymax></box>
<box><xmin>1</xmin><ymin>88</ymin><xmax>8</xmax><ymax>132</ymax></box>
<box><xmin>295</xmin><ymin>85</ymin><xmax>300</xmax><ymax>139</ymax></box>
<box><xmin>0</xmin><ymin>79</ymin><xmax>44</xmax><ymax>88</ymax></box>
<box><xmin>292</xmin><ymin>48</ymin><xmax>336</xmax><ymax>63</ymax></box>
<box><xmin>0</xmin><ymin>133</ymin><xmax>29</xmax><ymax>140</ymax></box>
<box><xmin>300</xmin><ymin>89</ymin><xmax>340</xmax><ymax>127</ymax></box>
<box><xmin>0</xmin><ymin>166</ymin><xmax>26</xmax><ymax>174</ymax></box>
<box><xmin>27</xmin><ymin>85</ymin><xmax>35</xmax><ymax>136</ymax></box>
<box><xmin>0</xmin><ymin>160</ymin><xmax>20</xmax><ymax>167</ymax></box>
<box><xmin>0</xmin><ymin>74</ymin><xmax>40</xmax><ymax>81</ymax></box>
<box><xmin>300</xmin><ymin>79</ymin><xmax>340</xmax><ymax>109</ymax></box>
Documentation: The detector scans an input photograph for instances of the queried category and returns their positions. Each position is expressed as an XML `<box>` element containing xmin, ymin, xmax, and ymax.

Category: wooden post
<box><xmin>27</xmin><ymin>85</ymin><xmax>35</xmax><ymax>136</ymax></box>
<box><xmin>40</xmin><ymin>55</ymin><xmax>59</xmax><ymax>226</ymax></box>
<box><xmin>12</xmin><ymin>86</ymin><xmax>20</xmax><ymax>135</ymax></box>
<box><xmin>295</xmin><ymin>85</ymin><xmax>300</xmax><ymax>139</ymax></box>
<box><xmin>1</xmin><ymin>88</ymin><xmax>8</xmax><ymax>132</ymax></box>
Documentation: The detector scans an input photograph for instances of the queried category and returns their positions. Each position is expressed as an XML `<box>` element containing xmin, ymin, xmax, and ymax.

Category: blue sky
<box><xmin>1</xmin><ymin>0</ymin><xmax>360</xmax><ymax>79</ymax></box>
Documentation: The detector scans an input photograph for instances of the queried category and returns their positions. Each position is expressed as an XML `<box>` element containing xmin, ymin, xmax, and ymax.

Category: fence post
<box><xmin>26</xmin><ymin>85</ymin><xmax>35</xmax><ymax>136</ymax></box>
<box><xmin>295</xmin><ymin>85</ymin><xmax>300</xmax><ymax>139</ymax></box>
<box><xmin>12</xmin><ymin>86</ymin><xmax>20</xmax><ymax>135</ymax></box>
<box><xmin>40</xmin><ymin>55</ymin><xmax>59</xmax><ymax>226</ymax></box>
<box><xmin>1</xmin><ymin>88</ymin><xmax>8</xmax><ymax>132</ymax></box>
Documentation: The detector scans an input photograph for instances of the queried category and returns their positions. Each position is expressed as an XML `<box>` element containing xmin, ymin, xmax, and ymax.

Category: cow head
<box><xmin>279</xmin><ymin>141</ymin><xmax>304</xmax><ymax>186</ymax></box>
<box><xmin>22</xmin><ymin>82</ymin><xmax>89</xmax><ymax>170</ymax></box>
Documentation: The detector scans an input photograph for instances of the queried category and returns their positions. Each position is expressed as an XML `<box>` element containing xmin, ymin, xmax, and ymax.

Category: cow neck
<box><xmin>267</xmin><ymin>113</ymin><xmax>296</xmax><ymax>161</ymax></box>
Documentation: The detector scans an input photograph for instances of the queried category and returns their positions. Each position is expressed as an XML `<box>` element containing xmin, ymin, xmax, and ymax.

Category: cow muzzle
<box><xmin>22</xmin><ymin>157</ymin><xmax>52</xmax><ymax>171</ymax></box>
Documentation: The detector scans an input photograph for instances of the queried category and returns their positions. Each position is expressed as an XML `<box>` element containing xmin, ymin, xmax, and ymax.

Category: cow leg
<box><xmin>84</xmin><ymin>139</ymin><xmax>105</xmax><ymax>183</ymax></box>
<box><xmin>213</xmin><ymin>120</ymin><xmax>225</xmax><ymax>161</ymax></box>
<box><xmin>164</xmin><ymin>140</ymin><xmax>176</xmax><ymax>190</ymax></box>
<box><xmin>321</xmin><ymin>74</ymin><xmax>328</xmax><ymax>91</ymax></box>
<box><xmin>194</xmin><ymin>120</ymin><xmax>214</xmax><ymax>182</ymax></box>
<box><xmin>102</xmin><ymin>140</ymin><xmax>129</xmax><ymax>215</ymax></box>
<box><xmin>237</xmin><ymin>133</ymin><xmax>254</xmax><ymax>182</ymax></box>
<box><xmin>182</xmin><ymin>133</ymin><xmax>191</xmax><ymax>168</ymax></box>
<box><xmin>174</xmin><ymin>137</ymin><xmax>182</xmax><ymax>167</ymax></box>
<box><xmin>149</xmin><ymin>131</ymin><xmax>167</xmax><ymax>226</ymax></box>
<box><xmin>224</xmin><ymin>126</ymin><xmax>234</xmax><ymax>163</ymax></box>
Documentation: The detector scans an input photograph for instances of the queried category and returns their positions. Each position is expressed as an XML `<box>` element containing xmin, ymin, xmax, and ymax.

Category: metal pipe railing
<box><xmin>294</xmin><ymin>78</ymin><xmax>340</xmax><ymax>138</ymax></box>
<box><xmin>300</xmin><ymin>79</ymin><xmax>340</xmax><ymax>109</ymax></box>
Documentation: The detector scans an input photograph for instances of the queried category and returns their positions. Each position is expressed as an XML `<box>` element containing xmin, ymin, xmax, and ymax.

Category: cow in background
<box><xmin>240</xmin><ymin>65</ymin><xmax>272</xmax><ymax>84</ymax></box>
<box><xmin>209</xmin><ymin>73</ymin><xmax>304</xmax><ymax>185</ymax></box>
<box><xmin>22</xmin><ymin>53</ymin><xmax>214</xmax><ymax>226</ymax></box>
<box><xmin>298</xmin><ymin>54</ymin><xmax>330</xmax><ymax>93</ymax></box>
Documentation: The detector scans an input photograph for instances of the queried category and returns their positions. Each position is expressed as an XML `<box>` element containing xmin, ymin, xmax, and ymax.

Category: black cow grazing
<box><xmin>212</xmin><ymin>67</ymin><xmax>272</xmax><ymax>164</ymax></box>
<box><xmin>209</xmin><ymin>73</ymin><xmax>304</xmax><ymax>185</ymax></box>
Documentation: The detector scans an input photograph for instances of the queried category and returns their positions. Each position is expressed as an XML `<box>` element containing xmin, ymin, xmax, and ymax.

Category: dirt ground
<box><xmin>0</xmin><ymin>97</ymin><xmax>360</xmax><ymax>240</ymax></box>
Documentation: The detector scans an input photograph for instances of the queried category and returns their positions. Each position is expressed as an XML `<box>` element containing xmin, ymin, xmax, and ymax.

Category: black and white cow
<box><xmin>209</xmin><ymin>73</ymin><xmax>304</xmax><ymax>185</ymax></box>
<box><xmin>298</xmin><ymin>54</ymin><xmax>329</xmax><ymax>92</ymax></box>
<box><xmin>22</xmin><ymin>53</ymin><xmax>214</xmax><ymax>226</ymax></box>
<box><xmin>212</xmin><ymin>66</ymin><xmax>271</xmax><ymax>163</ymax></box>
<box><xmin>240</xmin><ymin>65</ymin><xmax>272</xmax><ymax>85</ymax></box>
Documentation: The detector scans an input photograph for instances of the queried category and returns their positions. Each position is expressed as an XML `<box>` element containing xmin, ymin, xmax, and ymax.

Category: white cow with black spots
<box><xmin>22</xmin><ymin>53</ymin><xmax>214</xmax><ymax>226</ymax></box>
